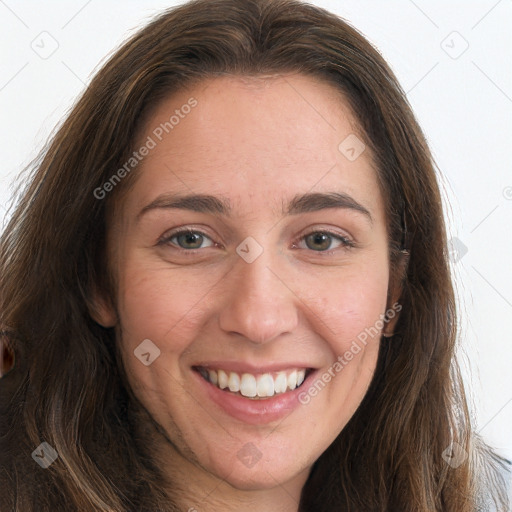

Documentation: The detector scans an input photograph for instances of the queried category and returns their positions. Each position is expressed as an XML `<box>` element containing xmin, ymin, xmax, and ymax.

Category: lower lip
<box><xmin>193</xmin><ymin>369</ymin><xmax>317</xmax><ymax>425</ymax></box>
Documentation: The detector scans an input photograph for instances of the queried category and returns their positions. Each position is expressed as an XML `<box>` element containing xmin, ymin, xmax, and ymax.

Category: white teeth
<box><xmin>208</xmin><ymin>369</ymin><xmax>218</xmax><ymax>386</ymax></box>
<box><xmin>287</xmin><ymin>370</ymin><xmax>297</xmax><ymax>390</ymax></box>
<box><xmin>201</xmin><ymin>367</ymin><xmax>309</xmax><ymax>397</ymax></box>
<box><xmin>274</xmin><ymin>372</ymin><xmax>288</xmax><ymax>394</ymax></box>
<box><xmin>228</xmin><ymin>372</ymin><xmax>240</xmax><ymax>392</ymax></box>
<box><xmin>218</xmin><ymin>369</ymin><xmax>228</xmax><ymax>389</ymax></box>
<box><xmin>257</xmin><ymin>374</ymin><xmax>275</xmax><ymax>397</ymax></box>
<box><xmin>240</xmin><ymin>373</ymin><xmax>257</xmax><ymax>398</ymax></box>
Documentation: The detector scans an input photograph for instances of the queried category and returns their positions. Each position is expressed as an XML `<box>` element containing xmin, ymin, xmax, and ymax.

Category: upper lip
<box><xmin>192</xmin><ymin>361</ymin><xmax>317</xmax><ymax>374</ymax></box>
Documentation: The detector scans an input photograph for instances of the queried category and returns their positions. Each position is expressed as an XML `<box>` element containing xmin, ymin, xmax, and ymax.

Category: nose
<box><xmin>218</xmin><ymin>249</ymin><xmax>299</xmax><ymax>345</ymax></box>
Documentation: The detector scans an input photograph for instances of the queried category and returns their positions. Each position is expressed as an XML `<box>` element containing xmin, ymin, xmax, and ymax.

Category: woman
<box><xmin>0</xmin><ymin>0</ymin><xmax>510</xmax><ymax>510</ymax></box>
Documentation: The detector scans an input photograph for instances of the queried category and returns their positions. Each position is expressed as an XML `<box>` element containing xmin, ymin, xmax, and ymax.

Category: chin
<box><xmin>217</xmin><ymin>465</ymin><xmax>302</xmax><ymax>492</ymax></box>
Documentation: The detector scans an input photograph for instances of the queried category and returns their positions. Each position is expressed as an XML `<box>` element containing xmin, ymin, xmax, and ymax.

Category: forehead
<box><xmin>120</xmin><ymin>73</ymin><xmax>384</xmax><ymax>222</ymax></box>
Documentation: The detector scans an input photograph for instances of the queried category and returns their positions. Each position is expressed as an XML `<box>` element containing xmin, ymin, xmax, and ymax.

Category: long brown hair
<box><xmin>0</xmin><ymin>0</ymin><xmax>509</xmax><ymax>510</ymax></box>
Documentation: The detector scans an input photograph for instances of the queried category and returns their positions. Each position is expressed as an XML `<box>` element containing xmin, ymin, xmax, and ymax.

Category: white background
<box><xmin>1</xmin><ymin>1</ymin><xmax>511</xmax><ymax>459</ymax></box>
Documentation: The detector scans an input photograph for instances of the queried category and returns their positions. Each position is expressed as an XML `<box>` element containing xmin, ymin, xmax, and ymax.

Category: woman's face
<box><xmin>99</xmin><ymin>74</ymin><xmax>392</xmax><ymax>491</ymax></box>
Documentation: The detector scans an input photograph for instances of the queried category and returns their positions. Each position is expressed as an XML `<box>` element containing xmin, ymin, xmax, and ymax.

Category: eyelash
<box><xmin>157</xmin><ymin>228</ymin><xmax>356</xmax><ymax>255</ymax></box>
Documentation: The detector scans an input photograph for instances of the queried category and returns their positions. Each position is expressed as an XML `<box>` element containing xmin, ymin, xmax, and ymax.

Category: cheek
<box><xmin>114</xmin><ymin>260</ymin><xmax>211</xmax><ymax>408</ymax></box>
<box><xmin>115</xmin><ymin>258</ymin><xmax>217</xmax><ymax>354</ymax></box>
<box><xmin>332</xmin><ymin>281</ymin><xmax>388</xmax><ymax>349</ymax></box>
<box><xmin>301</xmin><ymin>261</ymin><xmax>389</xmax><ymax>352</ymax></box>
<box><xmin>115</xmin><ymin>246</ymin><xmax>390</xmax><ymax>363</ymax></box>
<box><xmin>298</xmin><ymin>278</ymin><xmax>386</xmax><ymax>431</ymax></box>
<box><xmin>294</xmin><ymin>258</ymin><xmax>388</xmax><ymax>410</ymax></box>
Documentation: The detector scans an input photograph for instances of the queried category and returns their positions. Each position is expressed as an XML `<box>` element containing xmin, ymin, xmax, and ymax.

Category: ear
<box><xmin>87</xmin><ymin>286</ymin><xmax>117</xmax><ymax>328</ymax></box>
<box><xmin>382</xmin><ymin>250</ymin><xmax>409</xmax><ymax>337</ymax></box>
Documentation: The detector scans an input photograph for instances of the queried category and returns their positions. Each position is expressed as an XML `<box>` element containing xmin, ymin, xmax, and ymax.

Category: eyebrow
<box><xmin>137</xmin><ymin>191</ymin><xmax>372</xmax><ymax>223</ymax></box>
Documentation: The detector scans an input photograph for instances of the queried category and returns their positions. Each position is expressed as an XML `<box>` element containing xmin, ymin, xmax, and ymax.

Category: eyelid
<box><xmin>157</xmin><ymin>225</ymin><xmax>356</xmax><ymax>255</ymax></box>
<box><xmin>291</xmin><ymin>227</ymin><xmax>356</xmax><ymax>252</ymax></box>
<box><xmin>157</xmin><ymin>226</ymin><xmax>218</xmax><ymax>249</ymax></box>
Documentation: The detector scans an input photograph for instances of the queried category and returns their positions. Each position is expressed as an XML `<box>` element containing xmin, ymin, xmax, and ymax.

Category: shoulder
<box><xmin>474</xmin><ymin>445</ymin><xmax>511</xmax><ymax>512</ymax></box>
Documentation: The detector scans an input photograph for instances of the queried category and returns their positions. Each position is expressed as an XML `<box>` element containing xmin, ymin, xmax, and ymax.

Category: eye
<box><xmin>295</xmin><ymin>230</ymin><xmax>355</xmax><ymax>252</ymax></box>
<box><xmin>158</xmin><ymin>229</ymin><xmax>215</xmax><ymax>250</ymax></box>
<box><xmin>157</xmin><ymin>227</ymin><xmax>354</xmax><ymax>254</ymax></box>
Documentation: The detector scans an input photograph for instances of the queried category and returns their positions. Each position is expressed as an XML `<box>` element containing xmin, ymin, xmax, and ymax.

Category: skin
<box><xmin>93</xmin><ymin>74</ymin><xmax>398</xmax><ymax>511</ymax></box>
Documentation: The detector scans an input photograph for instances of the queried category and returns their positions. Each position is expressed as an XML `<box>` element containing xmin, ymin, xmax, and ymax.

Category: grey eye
<box><xmin>165</xmin><ymin>230</ymin><xmax>214</xmax><ymax>250</ymax></box>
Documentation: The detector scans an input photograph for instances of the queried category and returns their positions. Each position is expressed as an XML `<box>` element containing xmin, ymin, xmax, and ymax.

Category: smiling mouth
<box><xmin>194</xmin><ymin>367</ymin><xmax>313</xmax><ymax>400</ymax></box>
